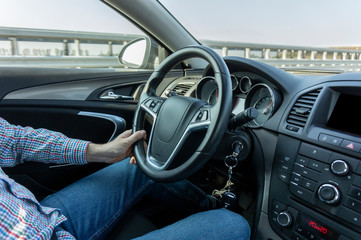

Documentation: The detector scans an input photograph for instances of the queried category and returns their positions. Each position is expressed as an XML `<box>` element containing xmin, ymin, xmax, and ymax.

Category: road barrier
<box><xmin>1</xmin><ymin>27</ymin><xmax>361</xmax><ymax>71</ymax></box>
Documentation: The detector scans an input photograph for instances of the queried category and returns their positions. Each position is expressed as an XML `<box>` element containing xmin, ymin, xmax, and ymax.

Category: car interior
<box><xmin>1</xmin><ymin>0</ymin><xmax>361</xmax><ymax>240</ymax></box>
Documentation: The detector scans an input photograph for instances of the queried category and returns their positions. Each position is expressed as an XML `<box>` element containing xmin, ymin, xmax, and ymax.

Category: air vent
<box><xmin>286</xmin><ymin>88</ymin><xmax>322</xmax><ymax>128</ymax></box>
<box><xmin>171</xmin><ymin>83</ymin><xmax>193</xmax><ymax>96</ymax></box>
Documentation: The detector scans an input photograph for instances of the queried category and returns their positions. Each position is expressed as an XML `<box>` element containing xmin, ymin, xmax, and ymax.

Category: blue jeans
<box><xmin>41</xmin><ymin>160</ymin><xmax>250</xmax><ymax>240</ymax></box>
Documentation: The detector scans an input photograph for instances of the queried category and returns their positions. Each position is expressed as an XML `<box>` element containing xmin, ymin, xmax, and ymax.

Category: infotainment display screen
<box><xmin>327</xmin><ymin>93</ymin><xmax>361</xmax><ymax>136</ymax></box>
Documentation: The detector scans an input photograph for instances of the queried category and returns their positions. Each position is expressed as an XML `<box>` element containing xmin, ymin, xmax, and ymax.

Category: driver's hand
<box><xmin>86</xmin><ymin>129</ymin><xmax>146</xmax><ymax>164</ymax></box>
<box><xmin>130</xmin><ymin>133</ymin><xmax>148</xmax><ymax>165</ymax></box>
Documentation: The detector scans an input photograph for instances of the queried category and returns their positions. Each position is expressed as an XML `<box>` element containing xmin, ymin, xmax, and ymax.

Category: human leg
<box><xmin>41</xmin><ymin>160</ymin><xmax>153</xmax><ymax>239</ymax></box>
<box><xmin>134</xmin><ymin>208</ymin><xmax>251</xmax><ymax>240</ymax></box>
<box><xmin>41</xmin><ymin>160</ymin><xmax>213</xmax><ymax>239</ymax></box>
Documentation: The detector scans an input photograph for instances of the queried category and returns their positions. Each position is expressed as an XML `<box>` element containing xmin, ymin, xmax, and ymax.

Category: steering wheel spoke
<box><xmin>188</xmin><ymin>106</ymin><xmax>211</xmax><ymax>131</ymax></box>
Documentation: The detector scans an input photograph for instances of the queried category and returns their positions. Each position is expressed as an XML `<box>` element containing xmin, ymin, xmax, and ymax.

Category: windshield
<box><xmin>160</xmin><ymin>0</ymin><xmax>361</xmax><ymax>73</ymax></box>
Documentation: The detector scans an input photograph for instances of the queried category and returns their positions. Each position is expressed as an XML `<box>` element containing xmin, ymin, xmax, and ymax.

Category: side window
<box><xmin>0</xmin><ymin>0</ymin><xmax>162</xmax><ymax>69</ymax></box>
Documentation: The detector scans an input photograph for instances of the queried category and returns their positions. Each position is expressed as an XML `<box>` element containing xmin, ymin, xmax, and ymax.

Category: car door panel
<box><xmin>0</xmin><ymin>66</ymin><xmax>183</xmax><ymax>200</ymax></box>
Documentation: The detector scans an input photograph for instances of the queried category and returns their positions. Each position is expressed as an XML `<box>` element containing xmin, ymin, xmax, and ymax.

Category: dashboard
<box><xmin>162</xmin><ymin>69</ymin><xmax>282</xmax><ymax>128</ymax></box>
<box><xmin>159</xmin><ymin>56</ymin><xmax>361</xmax><ymax>240</ymax></box>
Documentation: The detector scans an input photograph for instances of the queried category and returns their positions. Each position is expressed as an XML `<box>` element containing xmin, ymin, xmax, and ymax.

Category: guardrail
<box><xmin>1</xmin><ymin>27</ymin><xmax>361</xmax><ymax>71</ymax></box>
<box><xmin>0</xmin><ymin>26</ymin><xmax>141</xmax><ymax>57</ymax></box>
<box><xmin>202</xmin><ymin>40</ymin><xmax>361</xmax><ymax>60</ymax></box>
<box><xmin>0</xmin><ymin>56</ymin><xmax>119</xmax><ymax>68</ymax></box>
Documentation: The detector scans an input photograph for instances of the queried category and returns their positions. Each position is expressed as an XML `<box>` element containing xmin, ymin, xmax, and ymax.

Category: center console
<box><xmin>269</xmin><ymin>85</ymin><xmax>361</xmax><ymax>240</ymax></box>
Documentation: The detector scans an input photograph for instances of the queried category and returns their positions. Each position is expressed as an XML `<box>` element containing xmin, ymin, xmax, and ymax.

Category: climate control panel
<box><xmin>269</xmin><ymin>135</ymin><xmax>361</xmax><ymax>240</ymax></box>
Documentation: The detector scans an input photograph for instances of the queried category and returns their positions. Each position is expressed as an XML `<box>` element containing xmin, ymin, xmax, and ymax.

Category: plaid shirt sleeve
<box><xmin>0</xmin><ymin>117</ymin><xmax>89</xmax><ymax>167</ymax></box>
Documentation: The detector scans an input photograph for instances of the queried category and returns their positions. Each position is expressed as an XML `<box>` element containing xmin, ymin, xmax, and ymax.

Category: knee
<box><xmin>214</xmin><ymin>209</ymin><xmax>251</xmax><ymax>240</ymax></box>
<box><xmin>91</xmin><ymin>160</ymin><xmax>153</xmax><ymax>188</ymax></box>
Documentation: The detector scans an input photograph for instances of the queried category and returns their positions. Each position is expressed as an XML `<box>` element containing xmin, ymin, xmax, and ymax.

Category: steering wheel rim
<box><xmin>133</xmin><ymin>45</ymin><xmax>232</xmax><ymax>182</ymax></box>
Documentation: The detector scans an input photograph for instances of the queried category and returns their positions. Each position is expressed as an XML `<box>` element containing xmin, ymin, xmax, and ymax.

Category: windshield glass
<box><xmin>160</xmin><ymin>0</ymin><xmax>361</xmax><ymax>73</ymax></box>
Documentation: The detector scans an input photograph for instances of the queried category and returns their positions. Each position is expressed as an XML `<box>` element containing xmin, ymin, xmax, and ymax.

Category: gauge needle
<box><xmin>263</xmin><ymin>101</ymin><xmax>272</xmax><ymax>114</ymax></box>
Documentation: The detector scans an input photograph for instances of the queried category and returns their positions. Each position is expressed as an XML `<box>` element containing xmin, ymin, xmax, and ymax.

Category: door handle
<box><xmin>100</xmin><ymin>90</ymin><xmax>134</xmax><ymax>100</ymax></box>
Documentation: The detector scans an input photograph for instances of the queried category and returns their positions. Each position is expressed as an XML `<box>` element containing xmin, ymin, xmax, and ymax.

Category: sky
<box><xmin>1</xmin><ymin>0</ymin><xmax>361</xmax><ymax>47</ymax></box>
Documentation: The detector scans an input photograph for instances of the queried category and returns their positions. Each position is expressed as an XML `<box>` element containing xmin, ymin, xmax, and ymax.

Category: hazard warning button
<box><xmin>340</xmin><ymin>139</ymin><xmax>361</xmax><ymax>152</ymax></box>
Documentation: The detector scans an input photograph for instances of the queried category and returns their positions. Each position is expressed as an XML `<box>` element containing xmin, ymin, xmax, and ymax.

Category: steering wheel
<box><xmin>133</xmin><ymin>45</ymin><xmax>232</xmax><ymax>182</ymax></box>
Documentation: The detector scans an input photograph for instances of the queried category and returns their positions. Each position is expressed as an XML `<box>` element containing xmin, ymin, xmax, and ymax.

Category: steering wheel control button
<box><xmin>331</xmin><ymin>160</ymin><xmax>349</xmax><ymax>176</ymax></box>
<box><xmin>318</xmin><ymin>133</ymin><xmax>343</xmax><ymax>146</ymax></box>
<box><xmin>144</xmin><ymin>99</ymin><xmax>153</xmax><ymax>107</ymax></box>
<box><xmin>152</xmin><ymin>102</ymin><xmax>161</xmax><ymax>112</ymax></box>
<box><xmin>196</xmin><ymin>111</ymin><xmax>203</xmax><ymax>121</ymax></box>
<box><xmin>299</xmin><ymin>143</ymin><xmax>332</xmax><ymax>163</ymax></box>
<box><xmin>143</xmin><ymin>99</ymin><xmax>163</xmax><ymax>114</ymax></box>
<box><xmin>193</xmin><ymin>109</ymin><xmax>209</xmax><ymax>123</ymax></box>
<box><xmin>318</xmin><ymin>184</ymin><xmax>340</xmax><ymax>204</ymax></box>
<box><xmin>150</xmin><ymin>101</ymin><xmax>156</xmax><ymax>108</ymax></box>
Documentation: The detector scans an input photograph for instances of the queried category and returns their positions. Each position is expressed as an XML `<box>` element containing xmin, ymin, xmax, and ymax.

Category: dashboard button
<box><xmin>291</xmin><ymin>172</ymin><xmax>303</xmax><ymax>185</ymax></box>
<box><xmin>318</xmin><ymin>184</ymin><xmax>340</xmax><ymax>204</ymax></box>
<box><xmin>340</xmin><ymin>140</ymin><xmax>361</xmax><ymax>152</ymax></box>
<box><xmin>296</xmin><ymin>155</ymin><xmax>310</xmax><ymax>166</ymax></box>
<box><xmin>277</xmin><ymin>211</ymin><xmax>293</xmax><ymax>227</ymax></box>
<box><xmin>290</xmin><ymin>182</ymin><xmax>313</xmax><ymax>201</ymax></box>
<box><xmin>299</xmin><ymin>143</ymin><xmax>332</xmax><ymax>163</ymax></box>
<box><xmin>343</xmin><ymin>197</ymin><xmax>361</xmax><ymax>213</ymax></box>
<box><xmin>318</xmin><ymin>133</ymin><xmax>343</xmax><ymax>146</ymax></box>
<box><xmin>337</xmin><ymin>206</ymin><xmax>361</xmax><ymax>227</ymax></box>
<box><xmin>291</xmin><ymin>233</ymin><xmax>307</xmax><ymax>240</ymax></box>
<box><xmin>286</xmin><ymin>125</ymin><xmax>300</xmax><ymax>132</ymax></box>
<box><xmin>331</xmin><ymin>160</ymin><xmax>349</xmax><ymax>176</ymax></box>
<box><xmin>352</xmin><ymin>175</ymin><xmax>361</xmax><ymax>188</ymax></box>
<box><xmin>355</xmin><ymin>163</ymin><xmax>361</xmax><ymax>176</ymax></box>
<box><xmin>348</xmin><ymin>186</ymin><xmax>361</xmax><ymax>201</ymax></box>
<box><xmin>279</xmin><ymin>163</ymin><xmax>293</xmax><ymax>173</ymax></box>
<box><xmin>329</xmin><ymin>152</ymin><xmax>358</xmax><ymax>173</ymax></box>
<box><xmin>277</xmin><ymin>170</ymin><xmax>291</xmax><ymax>184</ymax></box>
<box><xmin>301</xmin><ymin>178</ymin><xmax>317</xmax><ymax>192</ymax></box>
<box><xmin>272</xmin><ymin>200</ymin><xmax>286</xmax><ymax>213</ymax></box>
<box><xmin>307</xmin><ymin>159</ymin><xmax>324</xmax><ymax>172</ymax></box>
<box><xmin>293</xmin><ymin>164</ymin><xmax>320</xmax><ymax>181</ymax></box>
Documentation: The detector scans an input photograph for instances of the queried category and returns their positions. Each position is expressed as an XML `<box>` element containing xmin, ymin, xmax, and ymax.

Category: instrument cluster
<box><xmin>196</xmin><ymin>72</ymin><xmax>281</xmax><ymax>127</ymax></box>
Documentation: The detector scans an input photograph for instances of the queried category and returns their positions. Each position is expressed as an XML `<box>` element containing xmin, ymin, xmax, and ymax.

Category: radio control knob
<box><xmin>331</xmin><ymin>160</ymin><xmax>349</xmax><ymax>176</ymax></box>
<box><xmin>318</xmin><ymin>184</ymin><xmax>340</xmax><ymax>204</ymax></box>
<box><xmin>277</xmin><ymin>211</ymin><xmax>293</xmax><ymax>227</ymax></box>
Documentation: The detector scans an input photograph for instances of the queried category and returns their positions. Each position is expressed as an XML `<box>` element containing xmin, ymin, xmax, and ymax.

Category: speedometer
<box><xmin>196</xmin><ymin>76</ymin><xmax>218</xmax><ymax>106</ymax></box>
<box><xmin>244</xmin><ymin>84</ymin><xmax>280</xmax><ymax>127</ymax></box>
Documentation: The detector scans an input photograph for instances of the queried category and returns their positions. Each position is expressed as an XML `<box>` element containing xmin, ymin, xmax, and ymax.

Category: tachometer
<box><xmin>244</xmin><ymin>83</ymin><xmax>280</xmax><ymax>127</ymax></box>
<box><xmin>196</xmin><ymin>76</ymin><xmax>218</xmax><ymax>106</ymax></box>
